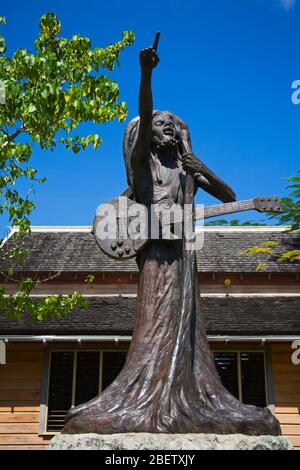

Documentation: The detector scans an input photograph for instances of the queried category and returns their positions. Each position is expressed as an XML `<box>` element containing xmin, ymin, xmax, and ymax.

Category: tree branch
<box><xmin>1</xmin><ymin>126</ymin><xmax>25</xmax><ymax>149</ymax></box>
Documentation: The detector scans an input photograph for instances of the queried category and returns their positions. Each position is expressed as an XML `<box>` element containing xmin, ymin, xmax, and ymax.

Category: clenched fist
<box><xmin>140</xmin><ymin>48</ymin><xmax>160</xmax><ymax>70</ymax></box>
<box><xmin>182</xmin><ymin>153</ymin><xmax>204</xmax><ymax>174</ymax></box>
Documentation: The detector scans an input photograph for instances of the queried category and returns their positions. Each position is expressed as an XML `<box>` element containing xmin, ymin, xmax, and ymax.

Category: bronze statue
<box><xmin>63</xmin><ymin>38</ymin><xmax>281</xmax><ymax>436</ymax></box>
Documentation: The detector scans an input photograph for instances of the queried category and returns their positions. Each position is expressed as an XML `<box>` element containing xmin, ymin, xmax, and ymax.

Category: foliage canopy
<box><xmin>0</xmin><ymin>13</ymin><xmax>134</xmax><ymax>319</ymax></box>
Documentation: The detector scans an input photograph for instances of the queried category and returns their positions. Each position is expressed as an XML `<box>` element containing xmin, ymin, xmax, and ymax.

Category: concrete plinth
<box><xmin>49</xmin><ymin>433</ymin><xmax>293</xmax><ymax>450</ymax></box>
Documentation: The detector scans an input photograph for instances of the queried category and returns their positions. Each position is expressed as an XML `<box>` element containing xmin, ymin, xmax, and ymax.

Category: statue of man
<box><xmin>63</xmin><ymin>44</ymin><xmax>280</xmax><ymax>436</ymax></box>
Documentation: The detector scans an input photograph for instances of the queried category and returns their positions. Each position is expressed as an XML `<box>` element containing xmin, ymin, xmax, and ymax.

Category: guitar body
<box><xmin>93</xmin><ymin>197</ymin><xmax>148</xmax><ymax>260</ymax></box>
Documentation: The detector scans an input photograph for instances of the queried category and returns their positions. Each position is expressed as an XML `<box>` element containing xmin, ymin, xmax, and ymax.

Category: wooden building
<box><xmin>0</xmin><ymin>226</ymin><xmax>299</xmax><ymax>450</ymax></box>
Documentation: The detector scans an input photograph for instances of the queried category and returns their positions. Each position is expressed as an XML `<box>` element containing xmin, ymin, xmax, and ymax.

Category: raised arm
<box><xmin>131</xmin><ymin>48</ymin><xmax>159</xmax><ymax>167</ymax></box>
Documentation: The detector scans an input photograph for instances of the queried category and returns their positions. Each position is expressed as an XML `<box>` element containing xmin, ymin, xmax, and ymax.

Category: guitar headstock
<box><xmin>254</xmin><ymin>197</ymin><xmax>282</xmax><ymax>213</ymax></box>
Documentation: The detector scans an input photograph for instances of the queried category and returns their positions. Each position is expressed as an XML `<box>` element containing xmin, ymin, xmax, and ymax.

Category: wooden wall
<box><xmin>272</xmin><ymin>343</ymin><xmax>300</xmax><ymax>450</ymax></box>
<box><xmin>0</xmin><ymin>341</ymin><xmax>299</xmax><ymax>449</ymax></box>
<box><xmin>0</xmin><ymin>343</ymin><xmax>51</xmax><ymax>450</ymax></box>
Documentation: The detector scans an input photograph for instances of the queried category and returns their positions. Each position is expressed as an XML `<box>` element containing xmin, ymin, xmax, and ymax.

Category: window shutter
<box><xmin>102</xmin><ymin>352</ymin><xmax>126</xmax><ymax>391</ymax></box>
<box><xmin>214</xmin><ymin>352</ymin><xmax>239</xmax><ymax>399</ymax></box>
<box><xmin>47</xmin><ymin>352</ymin><xmax>74</xmax><ymax>432</ymax></box>
<box><xmin>241</xmin><ymin>352</ymin><xmax>266</xmax><ymax>407</ymax></box>
<box><xmin>75</xmin><ymin>352</ymin><xmax>100</xmax><ymax>406</ymax></box>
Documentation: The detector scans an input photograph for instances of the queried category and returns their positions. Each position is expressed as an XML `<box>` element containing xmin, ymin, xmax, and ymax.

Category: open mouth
<box><xmin>163</xmin><ymin>128</ymin><xmax>174</xmax><ymax>136</ymax></box>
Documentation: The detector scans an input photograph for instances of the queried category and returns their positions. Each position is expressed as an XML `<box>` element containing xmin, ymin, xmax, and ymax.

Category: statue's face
<box><xmin>152</xmin><ymin>115</ymin><xmax>178</xmax><ymax>149</ymax></box>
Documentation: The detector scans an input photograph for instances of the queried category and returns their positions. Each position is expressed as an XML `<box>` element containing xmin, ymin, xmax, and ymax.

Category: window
<box><xmin>214</xmin><ymin>351</ymin><xmax>267</xmax><ymax>407</ymax></box>
<box><xmin>46</xmin><ymin>350</ymin><xmax>126</xmax><ymax>432</ymax></box>
<box><xmin>43</xmin><ymin>349</ymin><xmax>267</xmax><ymax>433</ymax></box>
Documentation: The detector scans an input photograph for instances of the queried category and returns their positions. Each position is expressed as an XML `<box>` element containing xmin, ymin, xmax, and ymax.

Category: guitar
<box><xmin>93</xmin><ymin>196</ymin><xmax>281</xmax><ymax>260</ymax></box>
<box><xmin>201</xmin><ymin>196</ymin><xmax>281</xmax><ymax>220</ymax></box>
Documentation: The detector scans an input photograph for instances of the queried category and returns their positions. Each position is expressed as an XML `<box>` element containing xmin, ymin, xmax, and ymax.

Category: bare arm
<box><xmin>182</xmin><ymin>153</ymin><xmax>236</xmax><ymax>203</ymax></box>
<box><xmin>131</xmin><ymin>48</ymin><xmax>159</xmax><ymax>169</ymax></box>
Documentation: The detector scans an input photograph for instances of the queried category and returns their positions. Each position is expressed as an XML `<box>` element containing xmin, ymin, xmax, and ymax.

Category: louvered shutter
<box><xmin>47</xmin><ymin>352</ymin><xmax>74</xmax><ymax>432</ymax></box>
<box><xmin>102</xmin><ymin>352</ymin><xmax>126</xmax><ymax>390</ymax></box>
<box><xmin>214</xmin><ymin>352</ymin><xmax>239</xmax><ymax>399</ymax></box>
<box><xmin>241</xmin><ymin>352</ymin><xmax>266</xmax><ymax>407</ymax></box>
<box><xmin>75</xmin><ymin>352</ymin><xmax>100</xmax><ymax>406</ymax></box>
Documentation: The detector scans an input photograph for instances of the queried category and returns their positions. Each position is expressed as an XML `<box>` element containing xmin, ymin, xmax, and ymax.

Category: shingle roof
<box><xmin>1</xmin><ymin>296</ymin><xmax>299</xmax><ymax>335</ymax></box>
<box><xmin>1</xmin><ymin>229</ymin><xmax>299</xmax><ymax>273</ymax></box>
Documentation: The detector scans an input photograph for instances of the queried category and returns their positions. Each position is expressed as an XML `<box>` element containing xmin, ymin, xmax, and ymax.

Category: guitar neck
<box><xmin>195</xmin><ymin>199</ymin><xmax>256</xmax><ymax>220</ymax></box>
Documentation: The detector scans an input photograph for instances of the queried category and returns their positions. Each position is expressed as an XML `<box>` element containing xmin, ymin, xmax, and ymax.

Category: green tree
<box><xmin>206</xmin><ymin>219</ymin><xmax>267</xmax><ymax>226</ymax></box>
<box><xmin>241</xmin><ymin>172</ymin><xmax>300</xmax><ymax>270</ymax></box>
<box><xmin>264</xmin><ymin>171</ymin><xmax>300</xmax><ymax>231</ymax></box>
<box><xmin>0</xmin><ymin>13</ymin><xmax>134</xmax><ymax>319</ymax></box>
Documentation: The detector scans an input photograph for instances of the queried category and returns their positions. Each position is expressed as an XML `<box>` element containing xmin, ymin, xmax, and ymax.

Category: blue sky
<box><xmin>1</xmin><ymin>0</ymin><xmax>300</xmax><ymax>227</ymax></box>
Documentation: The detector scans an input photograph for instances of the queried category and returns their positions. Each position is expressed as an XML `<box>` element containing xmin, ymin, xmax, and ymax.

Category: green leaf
<box><xmin>93</xmin><ymin>134</ymin><xmax>101</xmax><ymax>150</ymax></box>
<box><xmin>28</xmin><ymin>103</ymin><xmax>37</xmax><ymax>113</ymax></box>
<box><xmin>85</xmin><ymin>274</ymin><xmax>95</xmax><ymax>284</ymax></box>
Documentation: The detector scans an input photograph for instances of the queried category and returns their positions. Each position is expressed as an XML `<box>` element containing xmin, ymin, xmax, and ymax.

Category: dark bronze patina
<box><xmin>63</xmin><ymin>38</ymin><xmax>281</xmax><ymax>436</ymax></box>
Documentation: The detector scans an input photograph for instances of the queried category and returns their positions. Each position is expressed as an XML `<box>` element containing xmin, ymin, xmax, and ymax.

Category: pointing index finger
<box><xmin>152</xmin><ymin>32</ymin><xmax>160</xmax><ymax>52</ymax></box>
